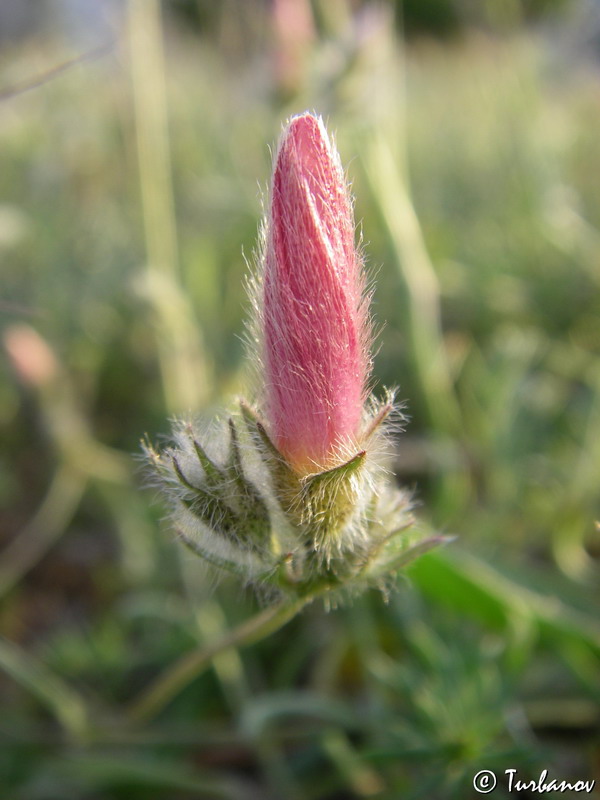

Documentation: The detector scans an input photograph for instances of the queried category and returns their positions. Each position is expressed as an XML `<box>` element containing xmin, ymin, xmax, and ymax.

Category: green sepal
<box><xmin>240</xmin><ymin>401</ymin><xmax>302</xmax><ymax>522</ymax></box>
<box><xmin>363</xmin><ymin>402</ymin><xmax>392</xmax><ymax>440</ymax></box>
<box><xmin>188</xmin><ymin>430</ymin><xmax>224</xmax><ymax>489</ymax></box>
<box><xmin>171</xmin><ymin>455</ymin><xmax>270</xmax><ymax>549</ymax></box>
<box><xmin>365</xmin><ymin>534</ymin><xmax>452</xmax><ymax>580</ymax></box>
<box><xmin>172</xmin><ymin>455</ymin><xmax>245</xmax><ymax>543</ymax></box>
<box><xmin>224</xmin><ymin>417</ymin><xmax>271</xmax><ymax>542</ymax></box>
<box><xmin>177</xmin><ymin>528</ymin><xmax>258</xmax><ymax>578</ymax></box>
<box><xmin>301</xmin><ymin>449</ymin><xmax>366</xmax><ymax>492</ymax></box>
<box><xmin>300</xmin><ymin>451</ymin><xmax>367</xmax><ymax>548</ymax></box>
<box><xmin>240</xmin><ymin>401</ymin><xmax>372</xmax><ymax>550</ymax></box>
<box><xmin>172</xmin><ymin>421</ymin><xmax>273</xmax><ymax>550</ymax></box>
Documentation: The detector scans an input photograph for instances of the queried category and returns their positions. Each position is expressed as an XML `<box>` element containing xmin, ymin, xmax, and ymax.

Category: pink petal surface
<box><xmin>263</xmin><ymin>113</ymin><xmax>370</xmax><ymax>473</ymax></box>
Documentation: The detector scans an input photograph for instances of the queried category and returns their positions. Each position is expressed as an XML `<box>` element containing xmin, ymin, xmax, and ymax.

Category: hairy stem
<box><xmin>127</xmin><ymin>596</ymin><xmax>312</xmax><ymax>724</ymax></box>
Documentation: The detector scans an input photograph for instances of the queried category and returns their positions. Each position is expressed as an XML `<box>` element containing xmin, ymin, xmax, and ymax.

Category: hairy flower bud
<box><xmin>144</xmin><ymin>112</ymin><xmax>445</xmax><ymax>603</ymax></box>
<box><xmin>262</xmin><ymin>113</ymin><xmax>370</xmax><ymax>474</ymax></box>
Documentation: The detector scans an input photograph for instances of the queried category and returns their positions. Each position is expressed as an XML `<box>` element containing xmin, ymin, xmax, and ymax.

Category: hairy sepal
<box><xmin>144</xmin><ymin>398</ymin><xmax>444</xmax><ymax>601</ymax></box>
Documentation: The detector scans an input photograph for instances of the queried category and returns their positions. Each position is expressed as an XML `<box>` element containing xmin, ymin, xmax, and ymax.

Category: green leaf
<box><xmin>410</xmin><ymin>549</ymin><xmax>600</xmax><ymax>655</ymax></box>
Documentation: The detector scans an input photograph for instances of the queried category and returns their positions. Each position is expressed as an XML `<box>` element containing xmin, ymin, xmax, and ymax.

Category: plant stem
<box><xmin>127</xmin><ymin>596</ymin><xmax>311</xmax><ymax>724</ymax></box>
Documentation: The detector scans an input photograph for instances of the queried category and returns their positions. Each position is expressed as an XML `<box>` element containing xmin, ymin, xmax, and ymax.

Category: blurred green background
<box><xmin>1</xmin><ymin>1</ymin><xmax>599</xmax><ymax>798</ymax></box>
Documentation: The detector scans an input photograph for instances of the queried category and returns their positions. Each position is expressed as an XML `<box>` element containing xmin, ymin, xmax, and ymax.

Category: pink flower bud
<box><xmin>262</xmin><ymin>113</ymin><xmax>370</xmax><ymax>474</ymax></box>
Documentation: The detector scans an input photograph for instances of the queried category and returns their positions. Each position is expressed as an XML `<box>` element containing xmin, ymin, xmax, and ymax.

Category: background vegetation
<box><xmin>1</xmin><ymin>1</ymin><xmax>598</xmax><ymax>797</ymax></box>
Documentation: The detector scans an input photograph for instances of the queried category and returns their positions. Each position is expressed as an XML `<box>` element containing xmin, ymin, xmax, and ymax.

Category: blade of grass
<box><xmin>0</xmin><ymin>636</ymin><xmax>89</xmax><ymax>740</ymax></box>
<box><xmin>360</xmin><ymin>132</ymin><xmax>461</xmax><ymax>436</ymax></box>
<box><xmin>127</xmin><ymin>0</ymin><xmax>210</xmax><ymax>413</ymax></box>
<box><xmin>321</xmin><ymin>728</ymin><xmax>385</xmax><ymax>797</ymax></box>
<box><xmin>359</xmin><ymin>129</ymin><xmax>471</xmax><ymax>521</ymax></box>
